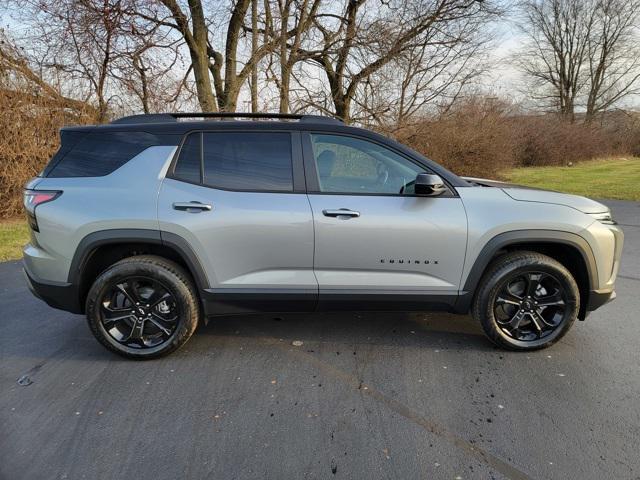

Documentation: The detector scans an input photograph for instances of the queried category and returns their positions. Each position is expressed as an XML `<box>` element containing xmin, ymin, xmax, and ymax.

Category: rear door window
<box><xmin>202</xmin><ymin>132</ymin><xmax>293</xmax><ymax>192</ymax></box>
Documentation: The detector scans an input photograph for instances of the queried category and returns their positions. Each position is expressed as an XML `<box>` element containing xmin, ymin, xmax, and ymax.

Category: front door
<box><xmin>157</xmin><ymin>130</ymin><xmax>316</xmax><ymax>313</ymax></box>
<box><xmin>303</xmin><ymin>133</ymin><xmax>467</xmax><ymax>309</ymax></box>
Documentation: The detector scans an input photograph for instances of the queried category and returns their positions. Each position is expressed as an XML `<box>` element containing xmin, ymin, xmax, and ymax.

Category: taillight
<box><xmin>23</xmin><ymin>189</ymin><xmax>62</xmax><ymax>231</ymax></box>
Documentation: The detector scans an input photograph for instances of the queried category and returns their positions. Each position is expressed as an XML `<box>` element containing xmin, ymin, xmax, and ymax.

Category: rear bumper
<box><xmin>23</xmin><ymin>266</ymin><xmax>82</xmax><ymax>314</ymax></box>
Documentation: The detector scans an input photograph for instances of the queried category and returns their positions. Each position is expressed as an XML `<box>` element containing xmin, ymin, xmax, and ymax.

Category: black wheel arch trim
<box><xmin>455</xmin><ymin>230</ymin><xmax>598</xmax><ymax>314</ymax></box>
<box><xmin>68</xmin><ymin>228</ymin><xmax>210</xmax><ymax>294</ymax></box>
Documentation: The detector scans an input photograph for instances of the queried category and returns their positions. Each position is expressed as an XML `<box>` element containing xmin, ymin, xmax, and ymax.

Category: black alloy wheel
<box><xmin>100</xmin><ymin>277</ymin><xmax>179</xmax><ymax>349</ymax></box>
<box><xmin>494</xmin><ymin>271</ymin><xmax>568</xmax><ymax>342</ymax></box>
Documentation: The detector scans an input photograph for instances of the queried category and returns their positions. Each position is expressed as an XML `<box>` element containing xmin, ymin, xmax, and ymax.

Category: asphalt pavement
<box><xmin>1</xmin><ymin>200</ymin><xmax>639</xmax><ymax>480</ymax></box>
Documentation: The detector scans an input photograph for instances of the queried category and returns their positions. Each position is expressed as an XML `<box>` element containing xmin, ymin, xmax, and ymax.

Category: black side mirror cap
<box><xmin>414</xmin><ymin>173</ymin><xmax>447</xmax><ymax>196</ymax></box>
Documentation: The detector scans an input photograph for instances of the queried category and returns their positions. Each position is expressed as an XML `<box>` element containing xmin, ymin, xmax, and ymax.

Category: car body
<box><xmin>23</xmin><ymin>113</ymin><xmax>624</xmax><ymax>358</ymax></box>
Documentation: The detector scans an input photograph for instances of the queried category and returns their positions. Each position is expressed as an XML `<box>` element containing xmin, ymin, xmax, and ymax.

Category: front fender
<box><xmin>454</xmin><ymin>229</ymin><xmax>597</xmax><ymax>314</ymax></box>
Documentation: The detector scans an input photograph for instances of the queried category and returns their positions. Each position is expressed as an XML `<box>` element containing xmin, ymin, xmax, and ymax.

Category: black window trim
<box><xmin>169</xmin><ymin>131</ymin><xmax>203</xmax><ymax>185</ymax></box>
<box><xmin>301</xmin><ymin>131</ymin><xmax>459</xmax><ymax>198</ymax></box>
<box><xmin>166</xmin><ymin>129</ymin><xmax>306</xmax><ymax>194</ymax></box>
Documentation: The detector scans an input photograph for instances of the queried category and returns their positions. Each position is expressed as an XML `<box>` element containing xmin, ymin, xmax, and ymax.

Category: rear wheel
<box><xmin>472</xmin><ymin>251</ymin><xmax>579</xmax><ymax>350</ymax></box>
<box><xmin>85</xmin><ymin>255</ymin><xmax>199</xmax><ymax>359</ymax></box>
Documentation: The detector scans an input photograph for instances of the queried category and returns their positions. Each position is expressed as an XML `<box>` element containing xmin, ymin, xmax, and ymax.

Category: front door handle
<box><xmin>322</xmin><ymin>208</ymin><xmax>360</xmax><ymax>218</ymax></box>
<box><xmin>173</xmin><ymin>201</ymin><xmax>212</xmax><ymax>212</ymax></box>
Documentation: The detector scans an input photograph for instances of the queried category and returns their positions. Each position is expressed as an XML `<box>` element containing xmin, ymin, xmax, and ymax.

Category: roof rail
<box><xmin>110</xmin><ymin>114</ymin><xmax>176</xmax><ymax>124</ymax></box>
<box><xmin>111</xmin><ymin>112</ymin><xmax>342</xmax><ymax>125</ymax></box>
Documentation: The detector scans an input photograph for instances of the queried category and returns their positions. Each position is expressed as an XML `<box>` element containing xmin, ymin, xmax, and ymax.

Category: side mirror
<box><xmin>414</xmin><ymin>173</ymin><xmax>446</xmax><ymax>196</ymax></box>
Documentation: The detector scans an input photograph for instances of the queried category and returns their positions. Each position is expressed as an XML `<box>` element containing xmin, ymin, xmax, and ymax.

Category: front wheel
<box><xmin>472</xmin><ymin>251</ymin><xmax>580</xmax><ymax>350</ymax></box>
<box><xmin>85</xmin><ymin>255</ymin><xmax>200</xmax><ymax>359</ymax></box>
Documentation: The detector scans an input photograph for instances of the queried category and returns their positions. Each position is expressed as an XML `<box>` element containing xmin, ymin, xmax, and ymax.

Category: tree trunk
<box><xmin>159</xmin><ymin>0</ymin><xmax>218</xmax><ymax>112</ymax></box>
<box><xmin>222</xmin><ymin>0</ymin><xmax>251</xmax><ymax>111</ymax></box>
<box><xmin>191</xmin><ymin>49</ymin><xmax>217</xmax><ymax>112</ymax></box>
<box><xmin>250</xmin><ymin>0</ymin><xmax>259</xmax><ymax>112</ymax></box>
<box><xmin>279</xmin><ymin>71</ymin><xmax>290</xmax><ymax>114</ymax></box>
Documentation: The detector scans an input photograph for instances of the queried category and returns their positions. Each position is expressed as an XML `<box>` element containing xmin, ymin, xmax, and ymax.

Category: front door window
<box><xmin>309</xmin><ymin>134</ymin><xmax>424</xmax><ymax>195</ymax></box>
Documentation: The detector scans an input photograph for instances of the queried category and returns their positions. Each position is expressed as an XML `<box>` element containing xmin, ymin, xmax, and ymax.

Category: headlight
<box><xmin>588</xmin><ymin>211</ymin><xmax>616</xmax><ymax>225</ymax></box>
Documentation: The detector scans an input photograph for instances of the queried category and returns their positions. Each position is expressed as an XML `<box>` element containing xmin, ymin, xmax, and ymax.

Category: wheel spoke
<box><xmin>529</xmin><ymin>310</ymin><xmax>546</xmax><ymax>334</ymax></box>
<box><xmin>122</xmin><ymin>317</ymin><xmax>145</xmax><ymax>343</ymax></box>
<box><xmin>151</xmin><ymin>308</ymin><xmax>178</xmax><ymax>321</ymax></box>
<box><xmin>101</xmin><ymin>303</ymin><xmax>134</xmax><ymax>324</ymax></box>
<box><xmin>505</xmin><ymin>309</ymin><xmax>526</xmax><ymax>331</ymax></box>
<box><xmin>537</xmin><ymin>292</ymin><xmax>564</xmax><ymax>307</ymax></box>
<box><xmin>496</xmin><ymin>292</ymin><xmax>521</xmax><ymax>306</ymax></box>
<box><xmin>151</xmin><ymin>311</ymin><xmax>176</xmax><ymax>325</ymax></box>
<box><xmin>148</xmin><ymin>314</ymin><xmax>172</xmax><ymax>336</ymax></box>
<box><xmin>116</xmin><ymin>281</ymin><xmax>140</xmax><ymax>305</ymax></box>
<box><xmin>148</xmin><ymin>290</ymin><xmax>172</xmax><ymax>309</ymax></box>
<box><xmin>103</xmin><ymin>303</ymin><xmax>130</xmax><ymax>313</ymax></box>
<box><xmin>103</xmin><ymin>312</ymin><xmax>134</xmax><ymax>325</ymax></box>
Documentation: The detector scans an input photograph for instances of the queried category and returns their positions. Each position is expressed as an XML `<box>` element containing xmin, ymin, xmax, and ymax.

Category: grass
<box><xmin>0</xmin><ymin>218</ymin><xmax>29</xmax><ymax>262</ymax></box>
<box><xmin>503</xmin><ymin>157</ymin><xmax>640</xmax><ymax>201</ymax></box>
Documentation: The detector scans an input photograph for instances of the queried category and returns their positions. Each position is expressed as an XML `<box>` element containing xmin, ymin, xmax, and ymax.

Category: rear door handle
<box><xmin>173</xmin><ymin>201</ymin><xmax>212</xmax><ymax>212</ymax></box>
<box><xmin>322</xmin><ymin>208</ymin><xmax>360</xmax><ymax>218</ymax></box>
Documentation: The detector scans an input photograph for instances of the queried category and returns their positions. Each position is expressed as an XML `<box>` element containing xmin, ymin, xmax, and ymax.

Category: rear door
<box><xmin>303</xmin><ymin>132</ymin><xmax>467</xmax><ymax>309</ymax></box>
<box><xmin>157</xmin><ymin>129</ymin><xmax>317</xmax><ymax>313</ymax></box>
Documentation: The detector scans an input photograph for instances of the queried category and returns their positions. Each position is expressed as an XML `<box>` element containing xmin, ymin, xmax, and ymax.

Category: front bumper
<box><xmin>579</xmin><ymin>221</ymin><xmax>622</xmax><ymax>318</ymax></box>
<box><xmin>586</xmin><ymin>289</ymin><xmax>616</xmax><ymax>312</ymax></box>
<box><xmin>23</xmin><ymin>266</ymin><xmax>82</xmax><ymax>314</ymax></box>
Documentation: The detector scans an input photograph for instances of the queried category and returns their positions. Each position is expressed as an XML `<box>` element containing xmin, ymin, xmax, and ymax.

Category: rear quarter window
<box><xmin>46</xmin><ymin>131</ymin><xmax>178</xmax><ymax>178</ymax></box>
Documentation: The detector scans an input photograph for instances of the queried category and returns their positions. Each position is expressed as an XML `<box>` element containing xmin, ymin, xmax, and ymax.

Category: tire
<box><xmin>472</xmin><ymin>251</ymin><xmax>579</xmax><ymax>351</ymax></box>
<box><xmin>85</xmin><ymin>255</ymin><xmax>200</xmax><ymax>359</ymax></box>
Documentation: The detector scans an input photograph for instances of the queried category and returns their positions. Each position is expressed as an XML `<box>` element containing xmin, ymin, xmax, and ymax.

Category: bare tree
<box><xmin>140</xmin><ymin>0</ymin><xmax>292</xmax><ymax>112</ymax></box>
<box><xmin>517</xmin><ymin>0</ymin><xmax>640</xmax><ymax>120</ymax></box>
<box><xmin>23</xmin><ymin>0</ymin><xmax>131</xmax><ymax>122</ymax></box>
<box><xmin>0</xmin><ymin>30</ymin><xmax>97</xmax><ymax>116</ymax></box>
<box><xmin>8</xmin><ymin>0</ymin><xmax>196</xmax><ymax>119</ymax></box>
<box><xmin>136</xmin><ymin>0</ymin><xmax>218</xmax><ymax>111</ymax></box>
<box><xmin>352</xmin><ymin>13</ymin><xmax>492</xmax><ymax>127</ymax></box>
<box><xmin>295</xmin><ymin>0</ymin><xmax>498</xmax><ymax>123</ymax></box>
<box><xmin>517</xmin><ymin>0</ymin><xmax>596</xmax><ymax>120</ymax></box>
<box><xmin>112</xmin><ymin>39</ymin><xmax>192</xmax><ymax>114</ymax></box>
<box><xmin>264</xmin><ymin>0</ymin><xmax>321</xmax><ymax>113</ymax></box>
<box><xmin>585</xmin><ymin>0</ymin><xmax>640</xmax><ymax>120</ymax></box>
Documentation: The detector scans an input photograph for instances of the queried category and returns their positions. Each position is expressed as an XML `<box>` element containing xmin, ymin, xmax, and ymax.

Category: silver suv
<box><xmin>23</xmin><ymin>113</ymin><xmax>624</xmax><ymax>359</ymax></box>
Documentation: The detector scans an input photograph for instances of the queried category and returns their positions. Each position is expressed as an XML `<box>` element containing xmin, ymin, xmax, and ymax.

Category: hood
<box><xmin>463</xmin><ymin>177</ymin><xmax>609</xmax><ymax>214</ymax></box>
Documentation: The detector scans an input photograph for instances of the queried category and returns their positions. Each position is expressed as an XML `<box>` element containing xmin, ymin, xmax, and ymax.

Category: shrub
<box><xmin>392</xmin><ymin>97</ymin><xmax>516</xmax><ymax>178</ymax></box>
<box><xmin>0</xmin><ymin>86</ymin><xmax>95</xmax><ymax>219</ymax></box>
<box><xmin>391</xmin><ymin>97</ymin><xmax>638</xmax><ymax>179</ymax></box>
<box><xmin>511</xmin><ymin>116</ymin><xmax>621</xmax><ymax>168</ymax></box>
